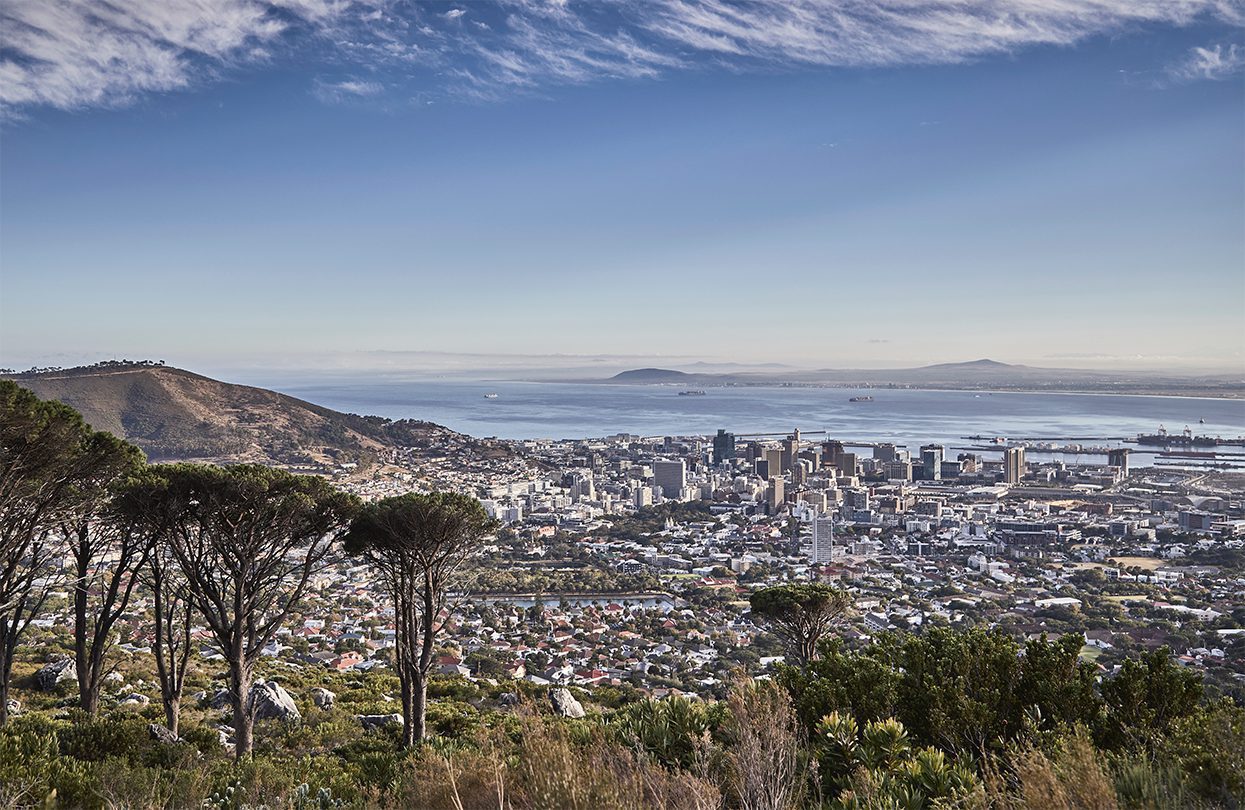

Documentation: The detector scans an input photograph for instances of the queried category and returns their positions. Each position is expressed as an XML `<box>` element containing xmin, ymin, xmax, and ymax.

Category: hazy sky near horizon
<box><xmin>1</xmin><ymin>1</ymin><xmax>1243</xmax><ymax>374</ymax></box>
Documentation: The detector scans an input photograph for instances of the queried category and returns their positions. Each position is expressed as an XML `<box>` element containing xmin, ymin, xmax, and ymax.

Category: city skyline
<box><xmin>2</xmin><ymin>1</ymin><xmax>1243</xmax><ymax>373</ymax></box>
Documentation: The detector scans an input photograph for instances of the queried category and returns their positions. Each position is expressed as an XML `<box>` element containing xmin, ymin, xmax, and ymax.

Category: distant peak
<box><xmin>609</xmin><ymin>368</ymin><xmax>690</xmax><ymax>382</ymax></box>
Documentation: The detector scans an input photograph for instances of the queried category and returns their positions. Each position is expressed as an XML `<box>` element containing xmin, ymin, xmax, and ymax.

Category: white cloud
<box><xmin>2</xmin><ymin>0</ymin><xmax>1242</xmax><ymax>112</ymax></box>
<box><xmin>312</xmin><ymin>77</ymin><xmax>383</xmax><ymax>103</ymax></box>
<box><xmin>1166</xmin><ymin>42</ymin><xmax>1245</xmax><ymax>80</ymax></box>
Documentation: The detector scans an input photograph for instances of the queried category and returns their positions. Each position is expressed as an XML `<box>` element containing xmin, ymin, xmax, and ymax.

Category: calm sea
<box><xmin>271</xmin><ymin>379</ymin><xmax>1245</xmax><ymax>467</ymax></box>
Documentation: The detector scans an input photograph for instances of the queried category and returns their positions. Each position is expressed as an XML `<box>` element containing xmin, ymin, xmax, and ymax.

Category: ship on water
<box><xmin>849</xmin><ymin>396</ymin><xmax>874</xmax><ymax>402</ymax></box>
<box><xmin>1134</xmin><ymin>425</ymin><xmax>1242</xmax><ymax>448</ymax></box>
<box><xmin>678</xmin><ymin>390</ymin><xmax>706</xmax><ymax>396</ymax></box>
<box><xmin>483</xmin><ymin>392</ymin><xmax>499</xmax><ymax>399</ymax></box>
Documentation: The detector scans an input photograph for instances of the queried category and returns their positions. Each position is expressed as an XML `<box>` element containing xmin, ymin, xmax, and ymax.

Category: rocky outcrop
<box><xmin>250</xmin><ymin>680</ymin><xmax>300</xmax><ymax>722</ymax></box>
<box><xmin>35</xmin><ymin>659</ymin><xmax>77</xmax><ymax>691</ymax></box>
<box><xmin>147</xmin><ymin>723</ymin><xmax>181</xmax><ymax>745</ymax></box>
<box><xmin>357</xmin><ymin>713</ymin><xmax>403</xmax><ymax>731</ymax></box>
<box><xmin>549</xmin><ymin>688</ymin><xmax>585</xmax><ymax>718</ymax></box>
<box><xmin>311</xmin><ymin>687</ymin><xmax>335</xmax><ymax>710</ymax></box>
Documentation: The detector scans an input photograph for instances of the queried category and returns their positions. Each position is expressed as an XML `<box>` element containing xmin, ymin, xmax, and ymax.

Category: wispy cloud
<box><xmin>1166</xmin><ymin>43</ymin><xmax>1245</xmax><ymax>81</ymax></box>
<box><xmin>312</xmin><ymin>77</ymin><xmax>383</xmax><ymax>103</ymax></box>
<box><xmin>2</xmin><ymin>0</ymin><xmax>1242</xmax><ymax>113</ymax></box>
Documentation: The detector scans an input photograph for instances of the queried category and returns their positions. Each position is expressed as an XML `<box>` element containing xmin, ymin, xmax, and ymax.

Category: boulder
<box><xmin>310</xmin><ymin>687</ymin><xmax>335</xmax><ymax>710</ymax></box>
<box><xmin>147</xmin><ymin>723</ymin><xmax>181</xmax><ymax>745</ymax></box>
<box><xmin>498</xmin><ymin>692</ymin><xmax>520</xmax><ymax>706</ymax></box>
<box><xmin>122</xmin><ymin>693</ymin><xmax>151</xmax><ymax>706</ymax></box>
<box><xmin>208</xmin><ymin>689</ymin><xmax>233</xmax><ymax>710</ymax></box>
<box><xmin>5</xmin><ymin>699</ymin><xmax>20</xmax><ymax>717</ymax></box>
<box><xmin>357</xmin><ymin>713</ymin><xmax>403</xmax><ymax>731</ymax></box>
<box><xmin>250</xmin><ymin>680</ymin><xmax>300</xmax><ymax>722</ymax></box>
<box><xmin>549</xmin><ymin>688</ymin><xmax>585</xmax><ymax>719</ymax></box>
<box><xmin>104</xmin><ymin>671</ymin><xmax>124</xmax><ymax>684</ymax></box>
<box><xmin>35</xmin><ymin>659</ymin><xmax>77</xmax><ymax>691</ymax></box>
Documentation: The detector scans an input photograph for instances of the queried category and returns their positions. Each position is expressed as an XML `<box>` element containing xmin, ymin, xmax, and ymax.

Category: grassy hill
<box><xmin>4</xmin><ymin>362</ymin><xmax>502</xmax><ymax>468</ymax></box>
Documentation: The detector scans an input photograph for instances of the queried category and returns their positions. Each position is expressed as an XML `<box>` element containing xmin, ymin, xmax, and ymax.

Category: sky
<box><xmin>1</xmin><ymin>0</ymin><xmax>1243</xmax><ymax>377</ymax></box>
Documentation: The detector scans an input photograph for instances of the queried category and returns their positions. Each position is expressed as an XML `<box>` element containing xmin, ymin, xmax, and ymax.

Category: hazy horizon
<box><xmin>2</xmin><ymin>2</ymin><xmax>1243</xmax><ymax>373</ymax></box>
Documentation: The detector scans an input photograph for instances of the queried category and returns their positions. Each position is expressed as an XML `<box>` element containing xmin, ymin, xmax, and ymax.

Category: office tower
<box><xmin>1107</xmin><ymin>448</ymin><xmax>1130</xmax><ymax>477</ymax></box>
<box><xmin>873</xmin><ymin>443</ymin><xmax>898</xmax><ymax>463</ymax></box>
<box><xmin>921</xmin><ymin>445</ymin><xmax>944</xmax><ymax>481</ymax></box>
<box><xmin>837</xmin><ymin>452</ymin><xmax>858</xmax><ymax>477</ymax></box>
<box><xmin>1004</xmin><ymin>447</ymin><xmax>1026</xmax><ymax>485</ymax></box>
<box><xmin>845</xmin><ymin>487</ymin><xmax>870</xmax><ymax>510</ymax></box>
<box><xmin>653</xmin><ymin>459</ymin><xmax>687</xmax><ymax>499</ymax></box>
<box><xmin>765</xmin><ymin>448</ymin><xmax>784</xmax><ymax>478</ymax></box>
<box><xmin>634</xmin><ymin>486</ymin><xmax>653</xmax><ymax>508</ymax></box>
<box><xmin>885</xmin><ymin>460</ymin><xmax>913</xmax><ymax>481</ymax></box>
<box><xmin>713</xmin><ymin>429</ymin><xmax>737</xmax><ymax>463</ymax></box>
<box><xmin>766</xmin><ymin>478</ymin><xmax>785</xmax><ymax>513</ymax></box>
<box><xmin>821</xmin><ymin>440</ymin><xmax>844</xmax><ymax>469</ymax></box>
<box><xmin>782</xmin><ymin>430</ymin><xmax>800</xmax><ymax>472</ymax></box>
<box><xmin>755</xmin><ymin>458</ymin><xmax>770</xmax><ymax>480</ymax></box>
<box><xmin>746</xmin><ymin>441</ymin><xmax>763</xmax><ymax>464</ymax></box>
<box><xmin>958</xmin><ymin>453</ymin><xmax>979</xmax><ymax>473</ymax></box>
<box><xmin>811</xmin><ymin>513</ymin><xmax>834</xmax><ymax>563</ymax></box>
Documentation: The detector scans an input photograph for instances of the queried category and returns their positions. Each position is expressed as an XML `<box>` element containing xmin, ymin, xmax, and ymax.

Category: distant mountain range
<box><xmin>3</xmin><ymin>363</ymin><xmax>508</xmax><ymax>468</ymax></box>
<box><xmin>603</xmin><ymin>359</ymin><xmax>1244</xmax><ymax>397</ymax></box>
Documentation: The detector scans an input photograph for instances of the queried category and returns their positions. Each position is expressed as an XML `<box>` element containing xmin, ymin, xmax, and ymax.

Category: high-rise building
<box><xmin>837</xmin><ymin>452</ymin><xmax>858</xmax><ymax>477</ymax></box>
<box><xmin>634</xmin><ymin>486</ymin><xmax>653</xmax><ymax>508</ymax></box>
<box><xmin>873</xmin><ymin>443</ymin><xmax>898</xmax><ymax>463</ymax></box>
<box><xmin>1107</xmin><ymin>448</ymin><xmax>1130</xmax><ymax>477</ymax></box>
<box><xmin>653</xmin><ymin>459</ymin><xmax>687</xmax><ymax>500</ymax></box>
<box><xmin>783</xmin><ymin>431</ymin><xmax>800</xmax><ymax>472</ymax></box>
<box><xmin>884</xmin><ymin>460</ymin><xmax>913</xmax><ymax>481</ymax></box>
<box><xmin>921</xmin><ymin>445</ymin><xmax>944</xmax><ymax>481</ymax></box>
<box><xmin>713</xmin><ymin>429</ymin><xmax>737</xmax><ymax>463</ymax></box>
<box><xmin>821</xmin><ymin>440</ymin><xmax>844</xmax><ymax>469</ymax></box>
<box><xmin>765</xmin><ymin>448</ymin><xmax>784</xmax><ymax>479</ymax></box>
<box><xmin>766</xmin><ymin>478</ymin><xmax>785</xmax><ymax>513</ymax></box>
<box><xmin>811</xmin><ymin>513</ymin><xmax>835</xmax><ymax>563</ymax></box>
<box><xmin>1004</xmin><ymin>447</ymin><xmax>1026</xmax><ymax>485</ymax></box>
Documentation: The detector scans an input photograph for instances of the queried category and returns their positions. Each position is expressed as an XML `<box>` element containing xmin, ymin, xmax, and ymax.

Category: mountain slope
<box><xmin>4</xmin><ymin>363</ymin><xmax>501</xmax><ymax>468</ymax></box>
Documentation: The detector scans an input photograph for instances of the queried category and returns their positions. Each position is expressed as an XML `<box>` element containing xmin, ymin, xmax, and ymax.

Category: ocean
<box><xmin>271</xmin><ymin>379</ymin><xmax>1245</xmax><ymax>468</ymax></box>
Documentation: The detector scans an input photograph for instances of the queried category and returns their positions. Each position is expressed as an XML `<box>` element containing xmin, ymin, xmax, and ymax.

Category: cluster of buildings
<box><xmin>28</xmin><ymin>423</ymin><xmax>1245</xmax><ymax>705</ymax></box>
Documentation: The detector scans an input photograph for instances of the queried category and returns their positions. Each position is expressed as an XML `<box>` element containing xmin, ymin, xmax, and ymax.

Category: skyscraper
<box><xmin>1004</xmin><ymin>447</ymin><xmax>1026</xmax><ymax>485</ymax></box>
<box><xmin>921</xmin><ymin>445</ymin><xmax>944</xmax><ymax>481</ymax></box>
<box><xmin>653</xmin><ymin>459</ymin><xmax>687</xmax><ymax>500</ymax></box>
<box><xmin>713</xmin><ymin>429</ymin><xmax>736</xmax><ymax>463</ymax></box>
<box><xmin>811</xmin><ymin>513</ymin><xmax>834</xmax><ymax>563</ymax></box>
<box><xmin>873</xmin><ymin>443</ymin><xmax>898</xmax><ymax>463</ymax></box>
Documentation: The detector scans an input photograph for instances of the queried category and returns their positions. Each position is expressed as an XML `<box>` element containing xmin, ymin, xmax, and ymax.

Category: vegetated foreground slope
<box><xmin>5</xmin><ymin>363</ymin><xmax>494</xmax><ymax>467</ymax></box>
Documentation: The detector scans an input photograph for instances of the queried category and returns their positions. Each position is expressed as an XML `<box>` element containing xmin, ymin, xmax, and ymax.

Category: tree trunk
<box><xmin>0</xmin><ymin>621</ymin><xmax>15</xmax><ymax>726</ymax></box>
<box><xmin>165</xmin><ymin>696</ymin><xmax>181</xmax><ymax>738</ymax></box>
<box><xmin>0</xmin><ymin>653</ymin><xmax>9</xmax><ymax>726</ymax></box>
<box><xmin>411</xmin><ymin>670</ymin><xmax>428</xmax><ymax>744</ymax></box>
<box><xmin>230</xmin><ymin>658</ymin><xmax>254</xmax><ymax>759</ymax></box>
<box><xmin>80</xmin><ymin>678</ymin><xmax>100</xmax><ymax>717</ymax></box>
<box><xmin>400</xmin><ymin>670</ymin><xmax>416</xmax><ymax>748</ymax></box>
<box><xmin>73</xmin><ymin>523</ymin><xmax>97</xmax><ymax>716</ymax></box>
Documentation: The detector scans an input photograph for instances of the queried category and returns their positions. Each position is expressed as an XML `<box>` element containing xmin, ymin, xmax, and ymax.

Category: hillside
<box><xmin>4</xmin><ymin>363</ymin><xmax>505</xmax><ymax>468</ymax></box>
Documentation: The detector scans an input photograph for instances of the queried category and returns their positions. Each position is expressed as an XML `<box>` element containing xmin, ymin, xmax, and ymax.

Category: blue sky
<box><xmin>1</xmin><ymin>1</ymin><xmax>1243</xmax><ymax>375</ymax></box>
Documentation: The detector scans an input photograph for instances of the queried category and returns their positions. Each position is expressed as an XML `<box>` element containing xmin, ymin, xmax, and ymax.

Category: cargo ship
<box><xmin>1135</xmin><ymin>425</ymin><xmax>1224</xmax><ymax>447</ymax></box>
<box><xmin>849</xmin><ymin>396</ymin><xmax>874</xmax><ymax>402</ymax></box>
<box><xmin>678</xmin><ymin>390</ymin><xmax>706</xmax><ymax>396</ymax></box>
